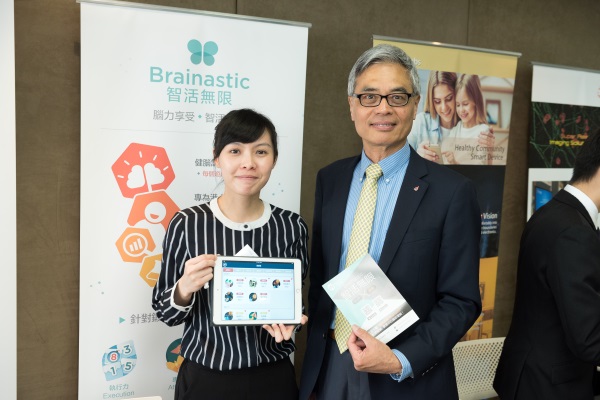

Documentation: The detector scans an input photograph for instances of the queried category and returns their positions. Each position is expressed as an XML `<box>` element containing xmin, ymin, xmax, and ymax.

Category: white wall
<box><xmin>0</xmin><ymin>0</ymin><xmax>17</xmax><ymax>398</ymax></box>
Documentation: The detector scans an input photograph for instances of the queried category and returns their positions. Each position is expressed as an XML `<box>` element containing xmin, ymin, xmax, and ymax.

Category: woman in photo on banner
<box><xmin>442</xmin><ymin>74</ymin><xmax>495</xmax><ymax>165</ymax></box>
<box><xmin>152</xmin><ymin>108</ymin><xmax>309</xmax><ymax>399</ymax></box>
<box><xmin>408</xmin><ymin>71</ymin><xmax>495</xmax><ymax>165</ymax></box>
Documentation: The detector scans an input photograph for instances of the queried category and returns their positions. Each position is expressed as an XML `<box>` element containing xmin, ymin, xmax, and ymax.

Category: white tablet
<box><xmin>212</xmin><ymin>256</ymin><xmax>303</xmax><ymax>326</ymax></box>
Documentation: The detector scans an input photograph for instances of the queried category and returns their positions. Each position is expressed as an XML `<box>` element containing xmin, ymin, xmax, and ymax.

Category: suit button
<box><xmin>322</xmin><ymin>333</ymin><xmax>326</xmax><ymax>339</ymax></box>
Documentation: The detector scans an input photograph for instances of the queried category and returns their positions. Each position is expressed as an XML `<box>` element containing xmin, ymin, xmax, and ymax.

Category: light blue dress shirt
<box><xmin>337</xmin><ymin>143</ymin><xmax>413</xmax><ymax>382</ymax></box>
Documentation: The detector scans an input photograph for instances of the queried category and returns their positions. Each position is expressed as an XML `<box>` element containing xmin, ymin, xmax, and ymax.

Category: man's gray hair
<box><xmin>347</xmin><ymin>44</ymin><xmax>421</xmax><ymax>97</ymax></box>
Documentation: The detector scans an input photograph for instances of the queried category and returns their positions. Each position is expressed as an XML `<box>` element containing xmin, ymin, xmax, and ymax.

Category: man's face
<box><xmin>348</xmin><ymin>63</ymin><xmax>420</xmax><ymax>160</ymax></box>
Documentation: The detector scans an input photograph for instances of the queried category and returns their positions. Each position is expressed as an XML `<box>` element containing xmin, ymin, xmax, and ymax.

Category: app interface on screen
<box><xmin>221</xmin><ymin>260</ymin><xmax>295</xmax><ymax>321</ymax></box>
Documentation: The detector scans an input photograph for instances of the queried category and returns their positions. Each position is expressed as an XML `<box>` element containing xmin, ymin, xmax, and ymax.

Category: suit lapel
<box><xmin>379</xmin><ymin>149</ymin><xmax>429</xmax><ymax>274</ymax></box>
<box><xmin>326</xmin><ymin>157</ymin><xmax>360</xmax><ymax>279</ymax></box>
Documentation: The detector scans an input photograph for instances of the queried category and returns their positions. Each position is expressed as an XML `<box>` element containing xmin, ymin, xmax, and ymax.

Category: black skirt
<box><xmin>175</xmin><ymin>357</ymin><xmax>298</xmax><ymax>400</ymax></box>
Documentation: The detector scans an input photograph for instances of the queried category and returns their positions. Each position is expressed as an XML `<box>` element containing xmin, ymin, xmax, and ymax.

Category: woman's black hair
<box><xmin>213</xmin><ymin>108</ymin><xmax>278</xmax><ymax>160</ymax></box>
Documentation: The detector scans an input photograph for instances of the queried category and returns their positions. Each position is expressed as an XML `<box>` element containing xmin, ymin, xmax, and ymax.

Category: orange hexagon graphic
<box><xmin>128</xmin><ymin>190</ymin><xmax>179</xmax><ymax>231</ymax></box>
<box><xmin>116</xmin><ymin>227</ymin><xmax>156</xmax><ymax>263</ymax></box>
<box><xmin>112</xmin><ymin>143</ymin><xmax>176</xmax><ymax>198</ymax></box>
<box><xmin>140</xmin><ymin>254</ymin><xmax>162</xmax><ymax>287</ymax></box>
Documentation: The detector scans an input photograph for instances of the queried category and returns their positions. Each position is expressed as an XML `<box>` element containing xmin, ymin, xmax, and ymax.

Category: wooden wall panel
<box><xmin>16</xmin><ymin>1</ymin><xmax>82</xmax><ymax>398</ymax></box>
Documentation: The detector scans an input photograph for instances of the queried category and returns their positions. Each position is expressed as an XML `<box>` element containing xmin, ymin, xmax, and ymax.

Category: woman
<box><xmin>152</xmin><ymin>108</ymin><xmax>308</xmax><ymax>399</ymax></box>
<box><xmin>408</xmin><ymin>71</ymin><xmax>458</xmax><ymax>163</ymax></box>
<box><xmin>408</xmin><ymin>71</ymin><xmax>494</xmax><ymax>164</ymax></box>
<box><xmin>442</xmin><ymin>74</ymin><xmax>494</xmax><ymax>165</ymax></box>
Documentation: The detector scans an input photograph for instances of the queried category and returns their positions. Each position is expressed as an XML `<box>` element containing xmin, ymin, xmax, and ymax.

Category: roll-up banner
<box><xmin>374</xmin><ymin>37</ymin><xmax>520</xmax><ymax>341</ymax></box>
<box><xmin>0</xmin><ymin>0</ymin><xmax>17</xmax><ymax>398</ymax></box>
<box><xmin>79</xmin><ymin>1</ymin><xmax>310</xmax><ymax>398</ymax></box>
<box><xmin>528</xmin><ymin>63</ymin><xmax>600</xmax><ymax>224</ymax></box>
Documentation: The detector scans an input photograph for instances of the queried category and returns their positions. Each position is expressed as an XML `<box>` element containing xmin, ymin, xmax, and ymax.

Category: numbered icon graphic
<box><xmin>102</xmin><ymin>340</ymin><xmax>137</xmax><ymax>381</ymax></box>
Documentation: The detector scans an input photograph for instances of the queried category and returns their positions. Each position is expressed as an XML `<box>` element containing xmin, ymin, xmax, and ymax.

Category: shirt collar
<box><xmin>209</xmin><ymin>198</ymin><xmax>272</xmax><ymax>231</ymax></box>
<box><xmin>565</xmin><ymin>184</ymin><xmax>599</xmax><ymax>228</ymax></box>
<box><xmin>358</xmin><ymin>142</ymin><xmax>410</xmax><ymax>181</ymax></box>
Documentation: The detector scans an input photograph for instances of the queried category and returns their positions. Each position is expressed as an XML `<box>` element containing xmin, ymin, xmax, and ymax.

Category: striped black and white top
<box><xmin>152</xmin><ymin>198</ymin><xmax>308</xmax><ymax>371</ymax></box>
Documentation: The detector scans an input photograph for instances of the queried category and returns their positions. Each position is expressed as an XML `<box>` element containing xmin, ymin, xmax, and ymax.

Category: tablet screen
<box><xmin>212</xmin><ymin>257</ymin><xmax>301</xmax><ymax>325</ymax></box>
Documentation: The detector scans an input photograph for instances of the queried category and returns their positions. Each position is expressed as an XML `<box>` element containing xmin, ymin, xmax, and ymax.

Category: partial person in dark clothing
<box><xmin>494</xmin><ymin>129</ymin><xmax>600</xmax><ymax>400</ymax></box>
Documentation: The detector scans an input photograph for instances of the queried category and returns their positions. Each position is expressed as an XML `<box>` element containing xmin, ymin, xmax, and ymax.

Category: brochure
<box><xmin>323</xmin><ymin>254</ymin><xmax>419</xmax><ymax>344</ymax></box>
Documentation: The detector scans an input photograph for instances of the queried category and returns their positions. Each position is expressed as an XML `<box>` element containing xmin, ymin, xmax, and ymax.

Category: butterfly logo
<box><xmin>187</xmin><ymin>39</ymin><xmax>218</xmax><ymax>66</ymax></box>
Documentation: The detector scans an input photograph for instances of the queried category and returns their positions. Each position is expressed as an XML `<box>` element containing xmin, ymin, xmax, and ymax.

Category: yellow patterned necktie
<box><xmin>334</xmin><ymin>163</ymin><xmax>383</xmax><ymax>353</ymax></box>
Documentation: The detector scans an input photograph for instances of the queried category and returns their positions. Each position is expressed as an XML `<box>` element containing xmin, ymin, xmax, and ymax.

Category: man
<box><xmin>299</xmin><ymin>44</ymin><xmax>482</xmax><ymax>400</ymax></box>
<box><xmin>494</xmin><ymin>129</ymin><xmax>600</xmax><ymax>399</ymax></box>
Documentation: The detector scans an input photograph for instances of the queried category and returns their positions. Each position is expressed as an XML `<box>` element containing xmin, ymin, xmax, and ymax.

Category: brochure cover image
<box><xmin>323</xmin><ymin>254</ymin><xmax>419</xmax><ymax>344</ymax></box>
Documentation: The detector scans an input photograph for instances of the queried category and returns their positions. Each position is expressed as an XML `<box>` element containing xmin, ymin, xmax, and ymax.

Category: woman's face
<box><xmin>214</xmin><ymin>130</ymin><xmax>276</xmax><ymax>199</ymax></box>
<box><xmin>455</xmin><ymin>87</ymin><xmax>476</xmax><ymax>128</ymax></box>
<box><xmin>432</xmin><ymin>83</ymin><xmax>455</xmax><ymax>128</ymax></box>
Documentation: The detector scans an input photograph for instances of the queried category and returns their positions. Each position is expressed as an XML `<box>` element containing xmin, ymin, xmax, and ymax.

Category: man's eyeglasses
<box><xmin>353</xmin><ymin>93</ymin><xmax>414</xmax><ymax>107</ymax></box>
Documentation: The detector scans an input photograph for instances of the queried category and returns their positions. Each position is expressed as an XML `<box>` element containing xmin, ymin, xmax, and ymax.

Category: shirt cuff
<box><xmin>169</xmin><ymin>280</ymin><xmax>195</xmax><ymax>312</ymax></box>
<box><xmin>390</xmin><ymin>349</ymin><xmax>413</xmax><ymax>382</ymax></box>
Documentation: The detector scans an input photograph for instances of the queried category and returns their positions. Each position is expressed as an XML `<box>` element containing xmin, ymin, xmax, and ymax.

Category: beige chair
<box><xmin>452</xmin><ymin>337</ymin><xmax>505</xmax><ymax>400</ymax></box>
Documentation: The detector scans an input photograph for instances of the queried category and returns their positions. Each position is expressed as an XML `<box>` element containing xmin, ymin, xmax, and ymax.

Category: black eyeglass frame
<box><xmin>352</xmin><ymin>92</ymin><xmax>415</xmax><ymax>107</ymax></box>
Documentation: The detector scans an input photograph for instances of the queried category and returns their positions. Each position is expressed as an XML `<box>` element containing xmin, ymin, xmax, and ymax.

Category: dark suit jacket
<box><xmin>299</xmin><ymin>148</ymin><xmax>482</xmax><ymax>400</ymax></box>
<box><xmin>494</xmin><ymin>189</ymin><xmax>600</xmax><ymax>400</ymax></box>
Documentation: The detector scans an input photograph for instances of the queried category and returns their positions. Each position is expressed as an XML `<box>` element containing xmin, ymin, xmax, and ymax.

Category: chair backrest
<box><xmin>452</xmin><ymin>337</ymin><xmax>505</xmax><ymax>400</ymax></box>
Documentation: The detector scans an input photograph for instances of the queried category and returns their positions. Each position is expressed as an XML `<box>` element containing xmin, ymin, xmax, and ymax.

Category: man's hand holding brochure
<box><xmin>323</xmin><ymin>254</ymin><xmax>419</xmax><ymax>344</ymax></box>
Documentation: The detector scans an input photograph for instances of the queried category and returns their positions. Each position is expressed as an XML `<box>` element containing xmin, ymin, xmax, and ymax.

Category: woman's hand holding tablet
<box><xmin>212</xmin><ymin>256</ymin><xmax>303</xmax><ymax>326</ymax></box>
<box><xmin>174</xmin><ymin>254</ymin><xmax>216</xmax><ymax>306</ymax></box>
<box><xmin>262</xmin><ymin>314</ymin><xmax>308</xmax><ymax>342</ymax></box>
